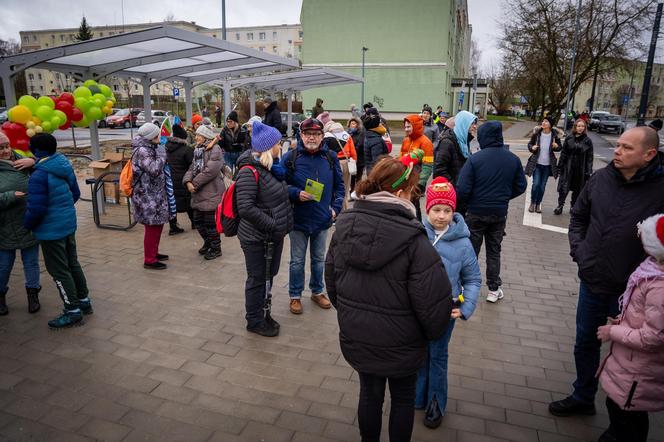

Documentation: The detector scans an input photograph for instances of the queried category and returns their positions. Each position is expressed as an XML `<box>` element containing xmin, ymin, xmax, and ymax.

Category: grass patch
<box><xmin>486</xmin><ymin>115</ymin><xmax>522</xmax><ymax>122</ymax></box>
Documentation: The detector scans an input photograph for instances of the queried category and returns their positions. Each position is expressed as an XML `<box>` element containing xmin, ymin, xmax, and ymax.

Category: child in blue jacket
<box><xmin>23</xmin><ymin>134</ymin><xmax>91</xmax><ymax>329</ymax></box>
<box><xmin>415</xmin><ymin>176</ymin><xmax>482</xmax><ymax>428</ymax></box>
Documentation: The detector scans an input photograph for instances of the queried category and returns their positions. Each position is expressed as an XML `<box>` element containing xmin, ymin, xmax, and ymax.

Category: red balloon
<box><xmin>71</xmin><ymin>107</ymin><xmax>83</xmax><ymax>122</ymax></box>
<box><xmin>13</xmin><ymin>137</ymin><xmax>29</xmax><ymax>151</ymax></box>
<box><xmin>1</xmin><ymin>121</ymin><xmax>12</xmax><ymax>133</ymax></box>
<box><xmin>55</xmin><ymin>100</ymin><xmax>74</xmax><ymax>119</ymax></box>
<box><xmin>59</xmin><ymin>92</ymin><xmax>75</xmax><ymax>105</ymax></box>
<box><xmin>59</xmin><ymin>121</ymin><xmax>71</xmax><ymax>130</ymax></box>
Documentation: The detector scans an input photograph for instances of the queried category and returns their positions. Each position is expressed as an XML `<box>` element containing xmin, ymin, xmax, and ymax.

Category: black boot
<box><xmin>0</xmin><ymin>289</ymin><xmax>8</xmax><ymax>316</ymax></box>
<box><xmin>204</xmin><ymin>248</ymin><xmax>222</xmax><ymax>260</ymax></box>
<box><xmin>423</xmin><ymin>396</ymin><xmax>443</xmax><ymax>429</ymax></box>
<box><xmin>169</xmin><ymin>219</ymin><xmax>184</xmax><ymax>235</ymax></box>
<box><xmin>26</xmin><ymin>286</ymin><xmax>41</xmax><ymax>314</ymax></box>
<box><xmin>554</xmin><ymin>205</ymin><xmax>563</xmax><ymax>215</ymax></box>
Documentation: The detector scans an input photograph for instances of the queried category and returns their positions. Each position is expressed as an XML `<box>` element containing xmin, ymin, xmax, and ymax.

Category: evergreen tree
<box><xmin>75</xmin><ymin>16</ymin><xmax>93</xmax><ymax>41</ymax></box>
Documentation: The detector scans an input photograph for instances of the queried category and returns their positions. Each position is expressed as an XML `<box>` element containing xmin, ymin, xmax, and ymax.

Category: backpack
<box><xmin>284</xmin><ymin>147</ymin><xmax>336</xmax><ymax>184</ymax></box>
<box><xmin>215</xmin><ymin>165</ymin><xmax>258</xmax><ymax>237</ymax></box>
<box><xmin>119</xmin><ymin>152</ymin><xmax>136</xmax><ymax>197</ymax></box>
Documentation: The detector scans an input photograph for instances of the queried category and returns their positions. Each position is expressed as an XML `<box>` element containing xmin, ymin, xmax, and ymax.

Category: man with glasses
<box><xmin>282</xmin><ymin>118</ymin><xmax>345</xmax><ymax>315</ymax></box>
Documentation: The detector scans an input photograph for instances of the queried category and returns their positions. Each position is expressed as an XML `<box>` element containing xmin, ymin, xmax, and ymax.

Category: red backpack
<box><xmin>215</xmin><ymin>165</ymin><xmax>258</xmax><ymax>237</ymax></box>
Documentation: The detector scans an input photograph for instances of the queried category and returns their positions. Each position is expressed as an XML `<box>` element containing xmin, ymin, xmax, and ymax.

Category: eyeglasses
<box><xmin>302</xmin><ymin>132</ymin><xmax>322</xmax><ymax>138</ymax></box>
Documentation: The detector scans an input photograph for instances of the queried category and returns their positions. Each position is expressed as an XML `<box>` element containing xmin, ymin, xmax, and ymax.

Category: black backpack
<box><xmin>284</xmin><ymin>148</ymin><xmax>337</xmax><ymax>185</ymax></box>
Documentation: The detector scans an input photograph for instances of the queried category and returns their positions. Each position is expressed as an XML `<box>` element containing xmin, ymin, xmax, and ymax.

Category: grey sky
<box><xmin>0</xmin><ymin>0</ymin><xmax>498</xmax><ymax>70</ymax></box>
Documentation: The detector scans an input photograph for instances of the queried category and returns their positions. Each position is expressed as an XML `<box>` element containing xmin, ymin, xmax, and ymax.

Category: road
<box><xmin>54</xmin><ymin>127</ymin><xmax>136</xmax><ymax>148</ymax></box>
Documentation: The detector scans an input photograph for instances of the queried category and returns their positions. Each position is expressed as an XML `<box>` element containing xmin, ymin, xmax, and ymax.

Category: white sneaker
<box><xmin>486</xmin><ymin>288</ymin><xmax>504</xmax><ymax>303</ymax></box>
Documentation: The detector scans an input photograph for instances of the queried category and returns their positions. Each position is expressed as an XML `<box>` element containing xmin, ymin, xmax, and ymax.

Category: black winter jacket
<box><xmin>235</xmin><ymin>150</ymin><xmax>293</xmax><ymax>244</ymax></box>
<box><xmin>525</xmin><ymin>128</ymin><xmax>562</xmax><ymax>177</ymax></box>
<box><xmin>263</xmin><ymin>101</ymin><xmax>284</xmax><ymax>134</ymax></box>
<box><xmin>220</xmin><ymin>126</ymin><xmax>247</xmax><ymax>153</ymax></box>
<box><xmin>165</xmin><ymin>137</ymin><xmax>193</xmax><ymax>212</ymax></box>
<box><xmin>569</xmin><ymin>159</ymin><xmax>664</xmax><ymax>297</ymax></box>
<box><xmin>325</xmin><ymin>198</ymin><xmax>453</xmax><ymax>377</ymax></box>
<box><xmin>557</xmin><ymin>133</ymin><xmax>593</xmax><ymax>195</ymax></box>
<box><xmin>433</xmin><ymin>130</ymin><xmax>468</xmax><ymax>186</ymax></box>
<box><xmin>363</xmin><ymin>129</ymin><xmax>388</xmax><ymax>173</ymax></box>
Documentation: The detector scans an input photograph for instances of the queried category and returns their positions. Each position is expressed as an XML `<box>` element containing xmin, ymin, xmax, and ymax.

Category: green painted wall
<box><xmin>300</xmin><ymin>0</ymin><xmax>469</xmax><ymax>114</ymax></box>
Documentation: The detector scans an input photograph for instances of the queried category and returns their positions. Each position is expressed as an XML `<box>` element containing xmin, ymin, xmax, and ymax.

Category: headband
<box><xmin>391</xmin><ymin>162</ymin><xmax>414</xmax><ymax>189</ymax></box>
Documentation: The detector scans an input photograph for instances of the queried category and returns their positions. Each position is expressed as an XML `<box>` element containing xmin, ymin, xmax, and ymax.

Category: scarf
<box><xmin>163</xmin><ymin>163</ymin><xmax>177</xmax><ymax>219</ymax></box>
<box><xmin>361</xmin><ymin>191</ymin><xmax>417</xmax><ymax>217</ymax></box>
<box><xmin>370</xmin><ymin>125</ymin><xmax>387</xmax><ymax>136</ymax></box>
<box><xmin>192</xmin><ymin>144</ymin><xmax>206</xmax><ymax>177</ymax></box>
<box><xmin>617</xmin><ymin>256</ymin><xmax>664</xmax><ymax>318</ymax></box>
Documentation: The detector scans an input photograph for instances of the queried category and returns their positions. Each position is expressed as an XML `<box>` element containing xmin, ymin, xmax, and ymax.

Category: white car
<box><xmin>136</xmin><ymin>110</ymin><xmax>169</xmax><ymax>126</ymax></box>
<box><xmin>588</xmin><ymin>111</ymin><xmax>610</xmax><ymax>131</ymax></box>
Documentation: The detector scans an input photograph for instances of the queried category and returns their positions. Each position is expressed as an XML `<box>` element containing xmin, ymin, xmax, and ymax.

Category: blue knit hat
<box><xmin>251</xmin><ymin>121</ymin><xmax>281</xmax><ymax>152</ymax></box>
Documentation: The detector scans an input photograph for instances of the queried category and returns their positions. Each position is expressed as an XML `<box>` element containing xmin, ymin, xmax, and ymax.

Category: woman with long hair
<box><xmin>554</xmin><ymin>119</ymin><xmax>593</xmax><ymax>215</ymax></box>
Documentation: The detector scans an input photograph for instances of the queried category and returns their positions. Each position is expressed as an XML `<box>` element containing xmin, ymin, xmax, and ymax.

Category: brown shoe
<box><xmin>290</xmin><ymin>299</ymin><xmax>303</xmax><ymax>315</ymax></box>
<box><xmin>535</xmin><ymin>204</ymin><xmax>542</xmax><ymax>214</ymax></box>
<box><xmin>311</xmin><ymin>293</ymin><xmax>332</xmax><ymax>309</ymax></box>
<box><xmin>528</xmin><ymin>203</ymin><xmax>536</xmax><ymax>213</ymax></box>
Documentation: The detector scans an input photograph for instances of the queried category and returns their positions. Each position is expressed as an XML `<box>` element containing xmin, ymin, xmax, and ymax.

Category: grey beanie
<box><xmin>196</xmin><ymin>124</ymin><xmax>217</xmax><ymax>140</ymax></box>
<box><xmin>137</xmin><ymin>122</ymin><xmax>160</xmax><ymax>140</ymax></box>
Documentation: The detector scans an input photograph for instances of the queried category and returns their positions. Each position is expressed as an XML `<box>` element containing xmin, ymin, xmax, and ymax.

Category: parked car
<box><xmin>596</xmin><ymin>114</ymin><xmax>625</xmax><ymax>134</ymax></box>
<box><xmin>0</xmin><ymin>110</ymin><xmax>8</xmax><ymax>125</ymax></box>
<box><xmin>106</xmin><ymin>109</ymin><xmax>141</xmax><ymax>129</ymax></box>
<box><xmin>98</xmin><ymin>108</ymin><xmax>121</xmax><ymax>128</ymax></box>
<box><xmin>588</xmin><ymin>111</ymin><xmax>610</xmax><ymax>131</ymax></box>
<box><xmin>280</xmin><ymin>112</ymin><xmax>306</xmax><ymax>135</ymax></box>
<box><xmin>136</xmin><ymin>110</ymin><xmax>169</xmax><ymax>126</ymax></box>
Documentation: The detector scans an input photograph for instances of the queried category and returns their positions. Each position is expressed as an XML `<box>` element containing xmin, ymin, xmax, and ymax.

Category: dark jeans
<box><xmin>358</xmin><ymin>372</ymin><xmax>417</xmax><ymax>442</ymax></box>
<box><xmin>572</xmin><ymin>281</ymin><xmax>620</xmax><ymax>405</ymax></box>
<box><xmin>466</xmin><ymin>213</ymin><xmax>506</xmax><ymax>291</ymax></box>
<box><xmin>558</xmin><ymin>189</ymin><xmax>580</xmax><ymax>209</ymax></box>
<box><xmin>531</xmin><ymin>164</ymin><xmax>551</xmax><ymax>204</ymax></box>
<box><xmin>40</xmin><ymin>234</ymin><xmax>89</xmax><ymax>310</ymax></box>
<box><xmin>605</xmin><ymin>397</ymin><xmax>649</xmax><ymax>442</ymax></box>
<box><xmin>224</xmin><ymin>151</ymin><xmax>241</xmax><ymax>172</ymax></box>
<box><xmin>240</xmin><ymin>238</ymin><xmax>284</xmax><ymax>328</ymax></box>
<box><xmin>193</xmin><ymin>210</ymin><xmax>221</xmax><ymax>252</ymax></box>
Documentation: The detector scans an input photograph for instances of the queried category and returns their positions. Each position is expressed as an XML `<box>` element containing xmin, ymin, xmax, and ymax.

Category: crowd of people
<box><xmin>0</xmin><ymin>96</ymin><xmax>663</xmax><ymax>442</ymax></box>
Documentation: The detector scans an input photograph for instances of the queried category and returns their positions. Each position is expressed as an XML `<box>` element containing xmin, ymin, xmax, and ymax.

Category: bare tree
<box><xmin>469</xmin><ymin>38</ymin><xmax>482</xmax><ymax>77</ymax></box>
<box><xmin>487</xmin><ymin>60</ymin><xmax>518</xmax><ymax>115</ymax></box>
<box><xmin>499</xmin><ymin>0</ymin><xmax>654</xmax><ymax>121</ymax></box>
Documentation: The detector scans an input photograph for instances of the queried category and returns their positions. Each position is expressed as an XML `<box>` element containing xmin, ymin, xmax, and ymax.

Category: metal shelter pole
<box><xmin>141</xmin><ymin>77</ymin><xmax>152</xmax><ymax>122</ymax></box>
<box><xmin>1</xmin><ymin>74</ymin><xmax>16</xmax><ymax>108</ymax></box>
<box><xmin>223</xmin><ymin>81</ymin><xmax>231</xmax><ymax>121</ymax></box>
<box><xmin>249</xmin><ymin>87</ymin><xmax>256</xmax><ymax>116</ymax></box>
<box><xmin>287</xmin><ymin>89</ymin><xmax>293</xmax><ymax>137</ymax></box>
<box><xmin>221</xmin><ymin>0</ymin><xmax>227</xmax><ymax>40</ymax></box>
<box><xmin>89</xmin><ymin>123</ymin><xmax>101</xmax><ymax>160</ymax></box>
<box><xmin>361</xmin><ymin>47</ymin><xmax>368</xmax><ymax>107</ymax></box>
<box><xmin>184</xmin><ymin>80</ymin><xmax>193</xmax><ymax>125</ymax></box>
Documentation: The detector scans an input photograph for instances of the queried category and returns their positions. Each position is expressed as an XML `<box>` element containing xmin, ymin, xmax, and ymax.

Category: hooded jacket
<box><xmin>348</xmin><ymin>117</ymin><xmax>365</xmax><ymax>164</ymax></box>
<box><xmin>401</xmin><ymin>115</ymin><xmax>434</xmax><ymax>165</ymax></box>
<box><xmin>0</xmin><ymin>156</ymin><xmax>37</xmax><ymax>250</ymax></box>
<box><xmin>282</xmin><ymin>140</ymin><xmax>345</xmax><ymax>234</ymax></box>
<box><xmin>364</xmin><ymin>128</ymin><xmax>388</xmax><ymax>174</ymax></box>
<box><xmin>235</xmin><ymin>150</ymin><xmax>293</xmax><ymax>244</ymax></box>
<box><xmin>569</xmin><ymin>159</ymin><xmax>664</xmax><ymax>297</ymax></box>
<box><xmin>183</xmin><ymin>142</ymin><xmax>226</xmax><ymax>212</ymax></box>
<box><xmin>263</xmin><ymin>101</ymin><xmax>284</xmax><ymax>134</ymax></box>
<box><xmin>423</xmin><ymin>116</ymin><xmax>441</xmax><ymax>150</ymax></box>
<box><xmin>423</xmin><ymin>214</ymin><xmax>481</xmax><ymax>320</ymax></box>
<box><xmin>557</xmin><ymin>132</ymin><xmax>593</xmax><ymax>195</ymax></box>
<box><xmin>24</xmin><ymin>151</ymin><xmax>80</xmax><ymax>240</ymax></box>
<box><xmin>325</xmin><ymin>196</ymin><xmax>453</xmax><ymax>377</ymax></box>
<box><xmin>165</xmin><ymin>136</ymin><xmax>193</xmax><ymax>212</ymax></box>
<box><xmin>312</xmin><ymin>98</ymin><xmax>324</xmax><ymax>119</ymax></box>
<box><xmin>456</xmin><ymin>121</ymin><xmax>527</xmax><ymax>217</ymax></box>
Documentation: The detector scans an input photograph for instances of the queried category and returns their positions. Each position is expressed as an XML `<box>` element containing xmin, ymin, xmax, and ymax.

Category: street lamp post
<box><xmin>563</xmin><ymin>0</ymin><xmax>583</xmax><ymax>132</ymax></box>
<box><xmin>361</xmin><ymin>47</ymin><xmax>368</xmax><ymax>108</ymax></box>
<box><xmin>636</xmin><ymin>0</ymin><xmax>663</xmax><ymax>126</ymax></box>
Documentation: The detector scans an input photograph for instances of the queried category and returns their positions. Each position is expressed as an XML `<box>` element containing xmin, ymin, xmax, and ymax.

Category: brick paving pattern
<box><xmin>0</xmin><ymin>144</ymin><xmax>663</xmax><ymax>441</ymax></box>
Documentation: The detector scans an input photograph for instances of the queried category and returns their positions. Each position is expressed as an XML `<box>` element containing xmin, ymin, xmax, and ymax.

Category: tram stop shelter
<box><xmin>0</xmin><ymin>25</ymin><xmax>300</xmax><ymax>159</ymax></box>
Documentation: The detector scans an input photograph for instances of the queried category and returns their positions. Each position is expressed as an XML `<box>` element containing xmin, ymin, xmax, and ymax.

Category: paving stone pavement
<box><xmin>1</xmin><ymin>153</ymin><xmax>663</xmax><ymax>442</ymax></box>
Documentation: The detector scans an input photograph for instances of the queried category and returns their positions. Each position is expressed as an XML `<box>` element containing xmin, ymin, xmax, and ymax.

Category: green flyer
<box><xmin>305</xmin><ymin>178</ymin><xmax>324</xmax><ymax>202</ymax></box>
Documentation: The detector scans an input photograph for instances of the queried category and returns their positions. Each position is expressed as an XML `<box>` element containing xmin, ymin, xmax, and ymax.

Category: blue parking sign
<box><xmin>173</xmin><ymin>88</ymin><xmax>180</xmax><ymax>98</ymax></box>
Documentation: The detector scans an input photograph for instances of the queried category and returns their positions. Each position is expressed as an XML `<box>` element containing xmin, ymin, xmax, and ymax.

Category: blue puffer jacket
<box><xmin>423</xmin><ymin>214</ymin><xmax>481</xmax><ymax>320</ymax></box>
<box><xmin>283</xmin><ymin>141</ymin><xmax>345</xmax><ymax>234</ymax></box>
<box><xmin>24</xmin><ymin>152</ymin><xmax>80</xmax><ymax>240</ymax></box>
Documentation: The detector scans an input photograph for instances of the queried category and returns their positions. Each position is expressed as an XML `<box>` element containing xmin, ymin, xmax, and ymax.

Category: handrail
<box><xmin>90</xmin><ymin>170</ymin><xmax>137</xmax><ymax>231</ymax></box>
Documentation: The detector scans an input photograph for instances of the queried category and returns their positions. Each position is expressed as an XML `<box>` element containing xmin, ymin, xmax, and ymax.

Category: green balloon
<box><xmin>87</xmin><ymin>106</ymin><xmax>103</xmax><ymax>121</ymax></box>
<box><xmin>37</xmin><ymin>95</ymin><xmax>55</xmax><ymax>109</ymax></box>
<box><xmin>41</xmin><ymin>121</ymin><xmax>53</xmax><ymax>132</ymax></box>
<box><xmin>83</xmin><ymin>79</ymin><xmax>98</xmax><ymax>87</ymax></box>
<box><xmin>74</xmin><ymin>97</ymin><xmax>90</xmax><ymax>111</ymax></box>
<box><xmin>51</xmin><ymin>116</ymin><xmax>61</xmax><ymax>128</ymax></box>
<box><xmin>73</xmin><ymin>116</ymin><xmax>90</xmax><ymax>128</ymax></box>
<box><xmin>54</xmin><ymin>109</ymin><xmax>67</xmax><ymax>123</ymax></box>
<box><xmin>99</xmin><ymin>84</ymin><xmax>112</xmax><ymax>97</ymax></box>
<box><xmin>73</xmin><ymin>86</ymin><xmax>92</xmax><ymax>99</ymax></box>
<box><xmin>36</xmin><ymin>105</ymin><xmax>54</xmax><ymax>122</ymax></box>
<box><xmin>18</xmin><ymin>95</ymin><xmax>39</xmax><ymax>113</ymax></box>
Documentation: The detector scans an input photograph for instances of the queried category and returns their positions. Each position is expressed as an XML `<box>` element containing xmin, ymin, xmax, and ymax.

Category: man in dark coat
<box><xmin>262</xmin><ymin>97</ymin><xmax>284</xmax><ymax>135</ymax></box>
<box><xmin>549</xmin><ymin>127</ymin><xmax>664</xmax><ymax>418</ymax></box>
<box><xmin>165</xmin><ymin>124</ymin><xmax>194</xmax><ymax>233</ymax></box>
<box><xmin>456</xmin><ymin>121</ymin><xmax>527</xmax><ymax>303</ymax></box>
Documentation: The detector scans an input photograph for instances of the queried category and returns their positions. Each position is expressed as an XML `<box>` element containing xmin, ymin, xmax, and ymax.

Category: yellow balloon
<box><xmin>34</xmin><ymin>125</ymin><xmax>43</xmax><ymax>133</ymax></box>
<box><xmin>8</xmin><ymin>105</ymin><xmax>32</xmax><ymax>124</ymax></box>
<box><xmin>26</xmin><ymin>121</ymin><xmax>36</xmax><ymax>129</ymax></box>
<box><xmin>105</xmin><ymin>100</ymin><xmax>113</xmax><ymax>108</ymax></box>
<box><xmin>26</xmin><ymin>128</ymin><xmax>36</xmax><ymax>137</ymax></box>
<box><xmin>31</xmin><ymin>116</ymin><xmax>42</xmax><ymax>125</ymax></box>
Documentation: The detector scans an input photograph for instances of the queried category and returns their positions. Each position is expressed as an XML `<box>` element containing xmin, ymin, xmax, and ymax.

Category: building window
<box><xmin>247</xmin><ymin>33</ymin><xmax>253</xmax><ymax>41</ymax></box>
<box><xmin>113</xmin><ymin>84</ymin><xmax>119</xmax><ymax>91</ymax></box>
<box><xmin>273</xmin><ymin>31</ymin><xmax>277</xmax><ymax>41</ymax></box>
<box><xmin>235</xmin><ymin>33</ymin><xmax>240</xmax><ymax>40</ymax></box>
<box><xmin>39</xmin><ymin>86</ymin><xmax>44</xmax><ymax>91</ymax></box>
<box><xmin>38</xmin><ymin>73</ymin><xmax>42</xmax><ymax>80</ymax></box>
<box><xmin>99</xmin><ymin>32</ymin><xmax>104</xmax><ymax>37</ymax></box>
<box><xmin>45</xmin><ymin>43</ymin><xmax>49</xmax><ymax>47</ymax></box>
<box><xmin>28</xmin><ymin>73</ymin><xmax>34</xmax><ymax>80</ymax></box>
<box><xmin>51</xmin><ymin>34</ymin><xmax>55</xmax><ymax>40</ymax></box>
<box><xmin>259</xmin><ymin>32</ymin><xmax>266</xmax><ymax>40</ymax></box>
<box><xmin>60</xmin><ymin>35</ymin><xmax>65</xmax><ymax>42</ymax></box>
<box><xmin>23</xmin><ymin>36</ymin><xmax>29</xmax><ymax>43</ymax></box>
<box><xmin>32</xmin><ymin>35</ymin><xmax>37</xmax><ymax>41</ymax></box>
<box><xmin>272</xmin><ymin>46</ymin><xmax>278</xmax><ymax>53</ymax></box>
<box><xmin>134</xmin><ymin>84</ymin><xmax>139</xmax><ymax>90</ymax></box>
<box><xmin>299</xmin><ymin>31</ymin><xmax>303</xmax><ymax>38</ymax></box>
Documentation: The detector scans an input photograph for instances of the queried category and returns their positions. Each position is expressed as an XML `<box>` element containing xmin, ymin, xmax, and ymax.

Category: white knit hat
<box><xmin>195</xmin><ymin>124</ymin><xmax>217</xmax><ymax>140</ymax></box>
<box><xmin>243</xmin><ymin>115</ymin><xmax>262</xmax><ymax>128</ymax></box>
<box><xmin>637</xmin><ymin>213</ymin><xmax>664</xmax><ymax>261</ymax></box>
<box><xmin>137</xmin><ymin>122</ymin><xmax>160</xmax><ymax>140</ymax></box>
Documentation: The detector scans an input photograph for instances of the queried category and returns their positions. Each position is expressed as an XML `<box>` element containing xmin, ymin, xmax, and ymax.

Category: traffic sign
<box><xmin>459</xmin><ymin>90</ymin><xmax>465</xmax><ymax>105</ymax></box>
<box><xmin>173</xmin><ymin>88</ymin><xmax>180</xmax><ymax>98</ymax></box>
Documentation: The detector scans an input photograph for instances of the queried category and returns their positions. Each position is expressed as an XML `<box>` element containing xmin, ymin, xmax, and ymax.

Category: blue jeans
<box><xmin>0</xmin><ymin>244</ymin><xmax>41</xmax><ymax>292</ymax></box>
<box><xmin>288</xmin><ymin>229</ymin><xmax>328</xmax><ymax>298</ymax></box>
<box><xmin>531</xmin><ymin>164</ymin><xmax>551</xmax><ymax>204</ymax></box>
<box><xmin>572</xmin><ymin>281</ymin><xmax>620</xmax><ymax>405</ymax></box>
<box><xmin>415</xmin><ymin>319</ymin><xmax>456</xmax><ymax>412</ymax></box>
<box><xmin>224</xmin><ymin>151</ymin><xmax>241</xmax><ymax>172</ymax></box>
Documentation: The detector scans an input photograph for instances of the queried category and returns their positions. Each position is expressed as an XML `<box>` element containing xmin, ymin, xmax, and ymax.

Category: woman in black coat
<box><xmin>235</xmin><ymin>121</ymin><xmax>293</xmax><ymax>338</ymax></box>
<box><xmin>525</xmin><ymin>117</ymin><xmax>562</xmax><ymax>213</ymax></box>
<box><xmin>325</xmin><ymin>157</ymin><xmax>452</xmax><ymax>442</ymax></box>
<box><xmin>165</xmin><ymin>124</ymin><xmax>194</xmax><ymax>233</ymax></box>
<box><xmin>554</xmin><ymin>119</ymin><xmax>593</xmax><ymax>215</ymax></box>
